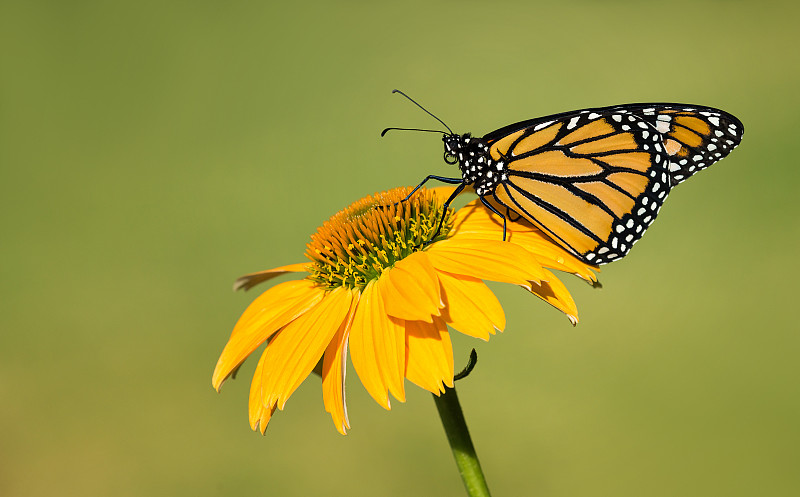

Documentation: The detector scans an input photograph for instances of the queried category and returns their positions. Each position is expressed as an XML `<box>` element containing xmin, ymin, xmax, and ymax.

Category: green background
<box><xmin>2</xmin><ymin>1</ymin><xmax>798</xmax><ymax>496</ymax></box>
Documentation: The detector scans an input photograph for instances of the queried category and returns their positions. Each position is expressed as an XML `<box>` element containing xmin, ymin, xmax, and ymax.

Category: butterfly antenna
<box><xmin>391</xmin><ymin>89</ymin><xmax>454</xmax><ymax>135</ymax></box>
<box><xmin>380</xmin><ymin>127</ymin><xmax>448</xmax><ymax>137</ymax></box>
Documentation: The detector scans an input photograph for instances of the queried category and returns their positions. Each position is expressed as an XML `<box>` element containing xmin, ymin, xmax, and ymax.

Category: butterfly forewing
<box><xmin>605</xmin><ymin>104</ymin><xmax>744</xmax><ymax>184</ymax></box>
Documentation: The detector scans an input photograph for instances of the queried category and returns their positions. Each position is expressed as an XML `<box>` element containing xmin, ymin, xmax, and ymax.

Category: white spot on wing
<box><xmin>567</xmin><ymin>116</ymin><xmax>580</xmax><ymax>130</ymax></box>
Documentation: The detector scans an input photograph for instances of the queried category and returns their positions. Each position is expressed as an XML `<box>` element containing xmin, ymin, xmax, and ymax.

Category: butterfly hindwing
<box><xmin>481</xmin><ymin>107</ymin><xmax>673</xmax><ymax>264</ymax></box>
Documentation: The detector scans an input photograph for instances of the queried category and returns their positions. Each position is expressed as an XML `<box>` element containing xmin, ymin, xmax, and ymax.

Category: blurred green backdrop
<box><xmin>2</xmin><ymin>1</ymin><xmax>798</xmax><ymax>496</ymax></box>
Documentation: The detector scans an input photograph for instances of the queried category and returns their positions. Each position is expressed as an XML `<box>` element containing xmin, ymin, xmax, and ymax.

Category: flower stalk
<box><xmin>434</xmin><ymin>385</ymin><xmax>491</xmax><ymax>497</ymax></box>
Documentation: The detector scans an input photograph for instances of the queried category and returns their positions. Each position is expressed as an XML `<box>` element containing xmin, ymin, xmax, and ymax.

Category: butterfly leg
<box><xmin>479</xmin><ymin>196</ymin><xmax>507</xmax><ymax>241</ymax></box>
<box><xmin>401</xmin><ymin>175</ymin><xmax>463</xmax><ymax>202</ymax></box>
<box><xmin>422</xmin><ymin>182</ymin><xmax>466</xmax><ymax>246</ymax></box>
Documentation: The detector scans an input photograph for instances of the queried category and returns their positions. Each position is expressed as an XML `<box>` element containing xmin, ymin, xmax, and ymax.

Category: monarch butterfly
<box><xmin>383</xmin><ymin>90</ymin><xmax>744</xmax><ymax>265</ymax></box>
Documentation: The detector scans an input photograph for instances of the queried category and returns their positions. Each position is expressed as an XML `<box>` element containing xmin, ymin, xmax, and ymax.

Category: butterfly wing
<box><xmin>481</xmin><ymin>104</ymin><xmax>743</xmax><ymax>265</ymax></box>
<box><xmin>606</xmin><ymin>103</ymin><xmax>744</xmax><ymax>184</ymax></box>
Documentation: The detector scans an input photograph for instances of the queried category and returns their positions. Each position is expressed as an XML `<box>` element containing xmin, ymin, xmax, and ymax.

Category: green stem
<box><xmin>433</xmin><ymin>385</ymin><xmax>492</xmax><ymax>497</ymax></box>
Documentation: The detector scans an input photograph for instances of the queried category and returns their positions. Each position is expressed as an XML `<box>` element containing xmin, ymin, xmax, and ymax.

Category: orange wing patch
<box><xmin>509</xmin><ymin>177</ymin><xmax>615</xmax><ymax>236</ymax></box>
<box><xmin>596</xmin><ymin>151</ymin><xmax>652</xmax><ymax>173</ymax></box>
<box><xmin>673</xmin><ymin>115</ymin><xmax>711</xmax><ymax>135</ymax></box>
<box><xmin>557</xmin><ymin>119</ymin><xmax>616</xmax><ymax>146</ymax></box>
<box><xmin>509</xmin><ymin>151</ymin><xmax>604</xmax><ymax>177</ymax></box>
<box><xmin>510</xmin><ymin>122</ymin><xmax>563</xmax><ymax>156</ymax></box>
<box><xmin>664</xmin><ymin>138</ymin><xmax>683</xmax><ymax>156</ymax></box>
<box><xmin>494</xmin><ymin>184</ymin><xmax>601</xmax><ymax>257</ymax></box>
<box><xmin>570</xmin><ymin>132</ymin><xmax>638</xmax><ymax>155</ymax></box>
<box><xmin>488</xmin><ymin>129</ymin><xmax>525</xmax><ymax>160</ymax></box>
<box><xmin>668</xmin><ymin>125</ymin><xmax>704</xmax><ymax>148</ymax></box>
<box><xmin>605</xmin><ymin>171</ymin><xmax>650</xmax><ymax>197</ymax></box>
<box><xmin>576</xmin><ymin>181</ymin><xmax>636</xmax><ymax>219</ymax></box>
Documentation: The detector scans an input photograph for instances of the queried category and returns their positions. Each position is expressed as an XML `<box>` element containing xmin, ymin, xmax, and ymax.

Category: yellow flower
<box><xmin>212</xmin><ymin>186</ymin><xmax>597</xmax><ymax>434</ymax></box>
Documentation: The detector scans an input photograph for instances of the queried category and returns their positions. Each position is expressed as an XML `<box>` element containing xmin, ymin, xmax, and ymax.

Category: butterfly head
<box><xmin>442</xmin><ymin>132</ymin><xmax>506</xmax><ymax>196</ymax></box>
<box><xmin>442</xmin><ymin>133</ymin><xmax>473</xmax><ymax>166</ymax></box>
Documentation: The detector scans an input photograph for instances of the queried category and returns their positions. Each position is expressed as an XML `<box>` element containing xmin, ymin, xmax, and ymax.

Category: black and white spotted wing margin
<box><xmin>610</xmin><ymin>103</ymin><xmax>744</xmax><ymax>185</ymax></box>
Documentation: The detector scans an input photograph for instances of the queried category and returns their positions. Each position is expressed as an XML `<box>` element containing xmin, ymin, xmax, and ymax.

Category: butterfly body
<box><xmin>434</xmin><ymin>103</ymin><xmax>743</xmax><ymax>265</ymax></box>
<box><xmin>444</xmin><ymin>133</ymin><xmax>509</xmax><ymax>196</ymax></box>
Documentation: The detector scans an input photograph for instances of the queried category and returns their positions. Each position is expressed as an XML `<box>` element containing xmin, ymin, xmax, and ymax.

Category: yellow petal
<box><xmin>405</xmin><ymin>317</ymin><xmax>454</xmax><ymax>394</ymax></box>
<box><xmin>349</xmin><ymin>280</ymin><xmax>406</xmax><ymax>409</ymax></box>
<box><xmin>322</xmin><ymin>289</ymin><xmax>359</xmax><ymax>435</ymax></box>
<box><xmin>371</xmin><ymin>284</ymin><xmax>406</xmax><ymax>404</ymax></box>
<box><xmin>348</xmin><ymin>282</ymin><xmax>389</xmax><ymax>408</ymax></box>
<box><xmin>212</xmin><ymin>279</ymin><xmax>324</xmax><ymax>391</ymax></box>
<box><xmin>259</xmin><ymin>286</ymin><xmax>353</xmax><ymax>410</ymax></box>
<box><xmin>449</xmin><ymin>200</ymin><xmax>505</xmax><ymax>237</ymax></box>
<box><xmin>449</xmin><ymin>199</ymin><xmax>542</xmax><ymax>243</ymax></box>
<box><xmin>427</xmin><ymin>238</ymin><xmax>547</xmax><ymax>284</ymax></box>
<box><xmin>437</xmin><ymin>271</ymin><xmax>505</xmax><ymax>340</ymax></box>
<box><xmin>234</xmin><ymin>262</ymin><xmax>310</xmax><ymax>291</ymax></box>
<box><xmin>381</xmin><ymin>251</ymin><xmax>442</xmax><ymax>322</ymax></box>
<box><xmin>501</xmin><ymin>230</ymin><xmax>598</xmax><ymax>283</ymax></box>
<box><xmin>524</xmin><ymin>268</ymin><xmax>579</xmax><ymax>325</ymax></box>
<box><xmin>451</xmin><ymin>200</ymin><xmax>598</xmax><ymax>283</ymax></box>
<box><xmin>248</xmin><ymin>349</ymin><xmax>277</xmax><ymax>434</ymax></box>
